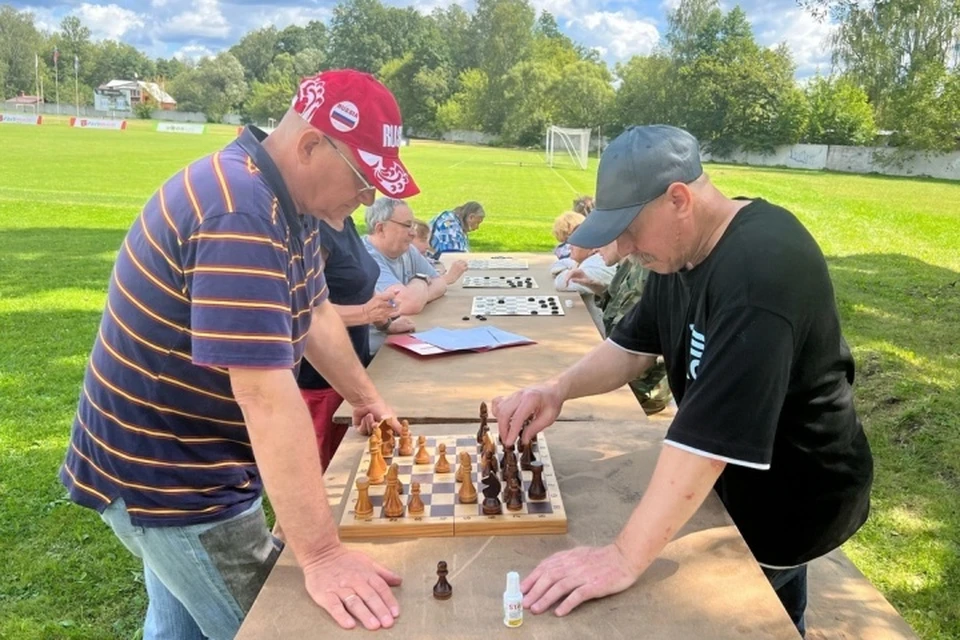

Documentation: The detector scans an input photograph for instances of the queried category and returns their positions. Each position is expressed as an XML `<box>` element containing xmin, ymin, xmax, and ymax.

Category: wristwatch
<box><xmin>411</xmin><ymin>272</ymin><xmax>431</xmax><ymax>283</ymax></box>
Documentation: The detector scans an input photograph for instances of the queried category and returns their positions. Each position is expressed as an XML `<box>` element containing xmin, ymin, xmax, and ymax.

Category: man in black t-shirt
<box><xmin>494</xmin><ymin>125</ymin><xmax>873</xmax><ymax>636</ymax></box>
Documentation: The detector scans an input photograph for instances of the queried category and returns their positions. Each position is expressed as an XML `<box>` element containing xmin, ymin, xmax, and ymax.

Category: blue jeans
<box><xmin>762</xmin><ymin>564</ymin><xmax>808</xmax><ymax>638</ymax></box>
<box><xmin>100</xmin><ymin>498</ymin><xmax>283</xmax><ymax>640</ymax></box>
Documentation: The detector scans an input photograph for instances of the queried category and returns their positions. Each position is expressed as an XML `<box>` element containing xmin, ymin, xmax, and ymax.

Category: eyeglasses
<box><xmin>387</xmin><ymin>218</ymin><xmax>415</xmax><ymax>230</ymax></box>
<box><xmin>324</xmin><ymin>135</ymin><xmax>376</xmax><ymax>196</ymax></box>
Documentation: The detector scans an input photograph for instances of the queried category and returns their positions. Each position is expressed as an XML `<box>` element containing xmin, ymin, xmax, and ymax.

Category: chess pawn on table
<box><xmin>434</xmin><ymin>443</ymin><xmax>451</xmax><ymax>473</ymax></box>
<box><xmin>367</xmin><ymin>432</ymin><xmax>387</xmax><ymax>485</ymax></box>
<box><xmin>382</xmin><ymin>469</ymin><xmax>405</xmax><ymax>518</ymax></box>
<box><xmin>398</xmin><ymin>421</ymin><xmax>414</xmax><ymax>456</ymax></box>
<box><xmin>458</xmin><ymin>453</ymin><xmax>477</xmax><ymax>504</ymax></box>
<box><xmin>505</xmin><ymin>476</ymin><xmax>524</xmax><ymax>512</ymax></box>
<box><xmin>414</xmin><ymin>435</ymin><xmax>430</xmax><ymax>465</ymax></box>
<box><xmin>408</xmin><ymin>481</ymin><xmax>425</xmax><ymax>515</ymax></box>
<box><xmin>353</xmin><ymin>477</ymin><xmax>374</xmax><ymax>520</ymax></box>
<box><xmin>520</xmin><ymin>439</ymin><xmax>536</xmax><ymax>471</ymax></box>
<box><xmin>433</xmin><ymin>561</ymin><xmax>453</xmax><ymax>600</ymax></box>
<box><xmin>387</xmin><ymin>462</ymin><xmax>404</xmax><ymax>496</ymax></box>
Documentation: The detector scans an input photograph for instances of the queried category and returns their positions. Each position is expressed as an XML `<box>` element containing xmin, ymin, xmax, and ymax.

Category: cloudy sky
<box><xmin>11</xmin><ymin>0</ymin><xmax>836</xmax><ymax>77</ymax></box>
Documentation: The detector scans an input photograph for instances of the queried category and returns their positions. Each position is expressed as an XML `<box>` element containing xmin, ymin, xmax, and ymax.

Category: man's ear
<box><xmin>297</xmin><ymin>129</ymin><xmax>323</xmax><ymax>166</ymax></box>
<box><xmin>666</xmin><ymin>182</ymin><xmax>695</xmax><ymax>218</ymax></box>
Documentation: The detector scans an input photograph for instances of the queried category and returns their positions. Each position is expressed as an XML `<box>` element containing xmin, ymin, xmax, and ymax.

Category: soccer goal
<box><xmin>545</xmin><ymin>125</ymin><xmax>592</xmax><ymax>170</ymax></box>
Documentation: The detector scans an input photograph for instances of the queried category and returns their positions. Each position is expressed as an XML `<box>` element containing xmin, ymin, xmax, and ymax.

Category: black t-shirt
<box><xmin>297</xmin><ymin>217</ymin><xmax>379</xmax><ymax>390</ymax></box>
<box><xmin>611</xmin><ymin>199</ymin><xmax>873</xmax><ymax>567</ymax></box>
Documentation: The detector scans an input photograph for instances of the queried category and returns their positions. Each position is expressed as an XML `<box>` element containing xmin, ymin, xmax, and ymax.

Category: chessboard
<box><xmin>461</xmin><ymin>275</ymin><xmax>539</xmax><ymax>289</ymax></box>
<box><xmin>470</xmin><ymin>295</ymin><xmax>565</xmax><ymax>316</ymax></box>
<box><xmin>466</xmin><ymin>258</ymin><xmax>529</xmax><ymax>270</ymax></box>
<box><xmin>338</xmin><ymin>431</ymin><xmax>567</xmax><ymax>539</ymax></box>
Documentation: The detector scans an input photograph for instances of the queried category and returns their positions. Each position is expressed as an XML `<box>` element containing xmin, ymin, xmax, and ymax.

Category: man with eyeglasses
<box><xmin>362</xmin><ymin>197</ymin><xmax>451</xmax><ymax>354</ymax></box>
<box><xmin>59</xmin><ymin>70</ymin><xmax>420</xmax><ymax>638</ymax></box>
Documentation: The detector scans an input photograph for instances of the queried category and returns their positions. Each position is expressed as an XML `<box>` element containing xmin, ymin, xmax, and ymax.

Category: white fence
<box><xmin>704</xmin><ymin>144</ymin><xmax>960</xmax><ymax>180</ymax></box>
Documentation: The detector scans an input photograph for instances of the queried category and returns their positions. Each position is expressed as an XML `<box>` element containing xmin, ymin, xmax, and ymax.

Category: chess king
<box><xmin>493</xmin><ymin>125</ymin><xmax>873</xmax><ymax>637</ymax></box>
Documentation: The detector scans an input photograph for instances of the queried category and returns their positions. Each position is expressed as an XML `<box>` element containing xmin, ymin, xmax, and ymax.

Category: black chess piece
<box><xmin>433</xmin><ymin>561</ymin><xmax>453</xmax><ymax>600</ymax></box>
<box><xmin>528</xmin><ymin>461</ymin><xmax>547</xmax><ymax>501</ymax></box>
<box><xmin>481</xmin><ymin>472</ymin><xmax>503</xmax><ymax>515</ymax></box>
<box><xmin>520</xmin><ymin>440</ymin><xmax>536</xmax><ymax>471</ymax></box>
<box><xmin>506</xmin><ymin>476</ymin><xmax>523</xmax><ymax>511</ymax></box>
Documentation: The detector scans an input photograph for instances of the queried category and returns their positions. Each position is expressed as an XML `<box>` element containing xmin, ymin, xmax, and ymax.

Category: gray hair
<box><xmin>365</xmin><ymin>197</ymin><xmax>407</xmax><ymax>234</ymax></box>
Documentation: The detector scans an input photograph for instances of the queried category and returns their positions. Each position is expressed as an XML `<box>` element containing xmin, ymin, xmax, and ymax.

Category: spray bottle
<box><xmin>503</xmin><ymin>571</ymin><xmax>523</xmax><ymax>628</ymax></box>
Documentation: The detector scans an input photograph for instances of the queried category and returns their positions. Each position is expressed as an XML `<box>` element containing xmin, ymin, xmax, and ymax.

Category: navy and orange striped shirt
<box><xmin>60</xmin><ymin>127</ymin><xmax>328</xmax><ymax>527</ymax></box>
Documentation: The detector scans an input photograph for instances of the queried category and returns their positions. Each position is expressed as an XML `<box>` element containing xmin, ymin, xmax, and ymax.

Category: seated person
<box><xmin>296</xmin><ymin>215</ymin><xmax>406</xmax><ymax>470</ymax></box>
<box><xmin>412</xmin><ymin>218</ymin><xmax>468</xmax><ymax>284</ymax></box>
<box><xmin>364</xmin><ymin>197</ymin><xmax>448</xmax><ymax>353</ymax></box>
<box><xmin>572</xmin><ymin>194</ymin><xmax>595</xmax><ymax>216</ymax></box>
<box><xmin>553</xmin><ymin>243</ymin><xmax>617</xmax><ymax>294</ymax></box>
<box><xmin>552</xmin><ymin>211</ymin><xmax>586</xmax><ymax>260</ymax></box>
<box><xmin>428</xmin><ymin>201</ymin><xmax>485</xmax><ymax>256</ymax></box>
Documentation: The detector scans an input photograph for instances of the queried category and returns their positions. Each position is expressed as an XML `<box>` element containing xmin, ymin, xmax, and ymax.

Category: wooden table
<box><xmin>237</xmin><ymin>422</ymin><xmax>799</xmax><ymax>639</ymax></box>
<box><xmin>334</xmin><ymin>253</ymin><xmax>641</xmax><ymax>424</ymax></box>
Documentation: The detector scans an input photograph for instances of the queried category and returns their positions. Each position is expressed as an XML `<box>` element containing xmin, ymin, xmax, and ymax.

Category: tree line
<box><xmin>0</xmin><ymin>0</ymin><xmax>957</xmax><ymax>151</ymax></box>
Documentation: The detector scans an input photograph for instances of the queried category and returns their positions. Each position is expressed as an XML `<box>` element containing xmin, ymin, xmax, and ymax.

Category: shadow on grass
<box><xmin>827</xmin><ymin>253</ymin><xmax>959</xmax><ymax>638</ymax></box>
<box><xmin>0</xmin><ymin>227</ymin><xmax>125</xmax><ymax>299</ymax></box>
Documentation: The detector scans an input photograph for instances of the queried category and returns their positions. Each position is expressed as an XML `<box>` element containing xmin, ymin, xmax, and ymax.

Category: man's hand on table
<box><xmin>521</xmin><ymin>544</ymin><xmax>641</xmax><ymax>617</ymax></box>
<box><xmin>303</xmin><ymin>545</ymin><xmax>402</xmax><ymax>630</ymax></box>
<box><xmin>492</xmin><ymin>381</ymin><xmax>565</xmax><ymax>446</ymax></box>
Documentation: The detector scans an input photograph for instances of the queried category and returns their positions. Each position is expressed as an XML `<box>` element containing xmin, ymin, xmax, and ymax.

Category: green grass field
<box><xmin>1</xmin><ymin>118</ymin><xmax>958</xmax><ymax>639</ymax></box>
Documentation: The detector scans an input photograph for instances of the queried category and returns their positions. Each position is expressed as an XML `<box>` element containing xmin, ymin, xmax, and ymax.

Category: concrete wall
<box><xmin>705</xmin><ymin>144</ymin><xmax>960</xmax><ymax>180</ymax></box>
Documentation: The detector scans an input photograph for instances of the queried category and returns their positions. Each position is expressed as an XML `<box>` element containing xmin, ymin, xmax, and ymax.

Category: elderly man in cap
<box><xmin>494</xmin><ymin>125</ymin><xmax>873</xmax><ymax>636</ymax></box>
<box><xmin>60</xmin><ymin>70</ymin><xmax>418</xmax><ymax>638</ymax></box>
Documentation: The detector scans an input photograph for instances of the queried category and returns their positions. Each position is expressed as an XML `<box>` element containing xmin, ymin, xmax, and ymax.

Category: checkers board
<box><xmin>470</xmin><ymin>295</ymin><xmax>565</xmax><ymax>316</ymax></box>
<box><xmin>461</xmin><ymin>275</ymin><xmax>539</xmax><ymax>289</ymax></box>
<box><xmin>338</xmin><ymin>434</ymin><xmax>567</xmax><ymax>539</ymax></box>
<box><xmin>466</xmin><ymin>258</ymin><xmax>529</xmax><ymax>270</ymax></box>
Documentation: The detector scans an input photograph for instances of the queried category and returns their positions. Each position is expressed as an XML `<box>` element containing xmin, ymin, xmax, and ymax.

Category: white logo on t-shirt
<box><xmin>688</xmin><ymin>324</ymin><xmax>706</xmax><ymax>380</ymax></box>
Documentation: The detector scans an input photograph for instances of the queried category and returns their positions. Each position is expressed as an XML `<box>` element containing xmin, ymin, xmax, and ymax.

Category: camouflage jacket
<box><xmin>599</xmin><ymin>259</ymin><xmax>651</xmax><ymax>337</ymax></box>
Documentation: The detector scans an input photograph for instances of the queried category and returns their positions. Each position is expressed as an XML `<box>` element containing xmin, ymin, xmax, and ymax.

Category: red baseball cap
<box><xmin>291</xmin><ymin>69</ymin><xmax>420</xmax><ymax>199</ymax></box>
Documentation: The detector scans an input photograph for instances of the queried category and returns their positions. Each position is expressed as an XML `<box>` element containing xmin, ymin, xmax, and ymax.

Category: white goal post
<box><xmin>545</xmin><ymin>125</ymin><xmax>592</xmax><ymax>170</ymax></box>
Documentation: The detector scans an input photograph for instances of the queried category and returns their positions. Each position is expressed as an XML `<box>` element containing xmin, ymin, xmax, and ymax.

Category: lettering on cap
<box><xmin>330</xmin><ymin>101</ymin><xmax>360</xmax><ymax>132</ymax></box>
<box><xmin>382</xmin><ymin>124</ymin><xmax>403</xmax><ymax>148</ymax></box>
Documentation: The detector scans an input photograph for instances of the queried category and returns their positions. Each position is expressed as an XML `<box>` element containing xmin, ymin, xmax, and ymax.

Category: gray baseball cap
<box><xmin>568</xmin><ymin>125</ymin><xmax>703</xmax><ymax>249</ymax></box>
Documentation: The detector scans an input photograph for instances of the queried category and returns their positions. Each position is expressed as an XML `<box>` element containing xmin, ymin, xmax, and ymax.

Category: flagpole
<box><xmin>35</xmin><ymin>53</ymin><xmax>40</xmax><ymax>116</ymax></box>
<box><xmin>54</xmin><ymin>48</ymin><xmax>61</xmax><ymax>115</ymax></box>
<box><xmin>74</xmin><ymin>55</ymin><xmax>80</xmax><ymax>116</ymax></box>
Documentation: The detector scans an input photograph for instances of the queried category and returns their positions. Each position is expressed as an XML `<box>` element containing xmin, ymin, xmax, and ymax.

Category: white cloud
<box><xmin>241</xmin><ymin>6</ymin><xmax>333</xmax><ymax>29</ymax></box>
<box><xmin>754</xmin><ymin>8</ymin><xmax>836</xmax><ymax>77</ymax></box>
<box><xmin>71</xmin><ymin>3</ymin><xmax>145</xmax><ymax>41</ymax></box>
<box><xmin>162</xmin><ymin>0</ymin><xmax>230</xmax><ymax>39</ymax></box>
<box><xmin>173</xmin><ymin>44</ymin><xmax>215</xmax><ymax>61</ymax></box>
<box><xmin>570</xmin><ymin>11</ymin><xmax>660</xmax><ymax>60</ymax></box>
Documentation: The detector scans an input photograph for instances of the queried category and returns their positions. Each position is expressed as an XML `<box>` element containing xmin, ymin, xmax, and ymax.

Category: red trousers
<box><xmin>300</xmin><ymin>388</ymin><xmax>349</xmax><ymax>472</ymax></box>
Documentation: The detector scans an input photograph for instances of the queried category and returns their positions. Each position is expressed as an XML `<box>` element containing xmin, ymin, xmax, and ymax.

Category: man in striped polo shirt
<box><xmin>60</xmin><ymin>70</ymin><xmax>418</xmax><ymax>637</ymax></box>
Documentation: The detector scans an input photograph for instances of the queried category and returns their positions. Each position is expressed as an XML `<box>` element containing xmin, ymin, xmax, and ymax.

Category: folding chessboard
<box><xmin>470</xmin><ymin>295</ymin><xmax>565</xmax><ymax>316</ymax></box>
<box><xmin>462</xmin><ymin>275</ymin><xmax>539</xmax><ymax>289</ymax></box>
<box><xmin>338</xmin><ymin>434</ymin><xmax>567</xmax><ymax>539</ymax></box>
<box><xmin>466</xmin><ymin>258</ymin><xmax>529</xmax><ymax>270</ymax></box>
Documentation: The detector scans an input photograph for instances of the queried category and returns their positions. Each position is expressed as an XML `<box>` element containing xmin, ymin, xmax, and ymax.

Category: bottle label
<box><xmin>503</xmin><ymin>600</ymin><xmax>523</xmax><ymax>627</ymax></box>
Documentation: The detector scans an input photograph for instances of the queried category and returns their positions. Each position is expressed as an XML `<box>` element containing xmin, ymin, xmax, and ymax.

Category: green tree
<box><xmin>803</xmin><ymin>75</ymin><xmax>875</xmax><ymax>145</ymax></box>
<box><xmin>470</xmin><ymin>0</ymin><xmax>536</xmax><ymax>132</ymax></box>
<box><xmin>549</xmin><ymin>61</ymin><xmax>615</xmax><ymax>129</ymax></box>
<box><xmin>156</xmin><ymin>57</ymin><xmax>187</xmax><ymax>83</ymax></box>
<box><xmin>230</xmin><ymin>27</ymin><xmax>280</xmax><ymax>83</ymax></box>
<box><xmin>58</xmin><ymin>16</ymin><xmax>94</xmax><ymax>87</ymax></box>
<box><xmin>380</xmin><ymin>53</ymin><xmax>451</xmax><ymax>134</ymax></box>
<box><xmin>87</xmin><ymin>40</ymin><xmax>155</xmax><ymax>86</ymax></box>
<box><xmin>0</xmin><ymin>6</ymin><xmax>44</xmax><ymax>97</ymax></box>
<box><xmin>170</xmin><ymin>53</ymin><xmax>247</xmax><ymax>122</ymax></box>
<box><xmin>328</xmin><ymin>0</ymin><xmax>427</xmax><ymax>73</ymax></box>
<box><xmin>431</xmin><ymin>5</ymin><xmax>474</xmax><ymax>75</ymax></box>
<box><xmin>500</xmin><ymin>60</ymin><xmax>559</xmax><ymax>144</ymax></box>
<box><xmin>435</xmin><ymin>68</ymin><xmax>488</xmax><ymax>131</ymax></box>
<box><xmin>277</xmin><ymin>22</ymin><xmax>328</xmax><ymax>57</ymax></box>
<box><xmin>612</xmin><ymin>54</ymin><xmax>678</xmax><ymax>135</ymax></box>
